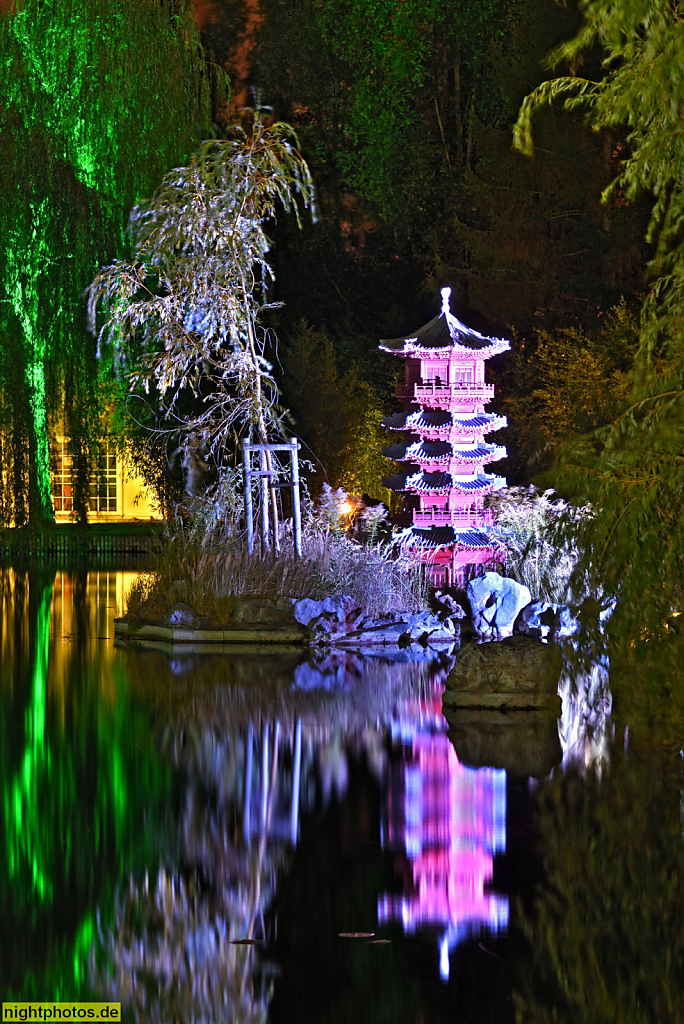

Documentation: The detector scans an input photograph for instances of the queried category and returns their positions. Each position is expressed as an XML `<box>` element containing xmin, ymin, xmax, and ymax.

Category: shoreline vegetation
<box><xmin>110</xmin><ymin>486</ymin><xmax>588</xmax><ymax>650</ymax></box>
<box><xmin>124</xmin><ymin>520</ymin><xmax>426</xmax><ymax>623</ymax></box>
<box><xmin>1</xmin><ymin>484</ymin><xmax>586</xmax><ymax>637</ymax></box>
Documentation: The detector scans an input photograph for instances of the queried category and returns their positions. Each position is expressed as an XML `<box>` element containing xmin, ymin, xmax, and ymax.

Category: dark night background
<box><xmin>2</xmin><ymin>0</ymin><xmax>682</xmax><ymax>642</ymax></box>
<box><xmin>192</xmin><ymin>0</ymin><xmax>650</xmax><ymax>489</ymax></box>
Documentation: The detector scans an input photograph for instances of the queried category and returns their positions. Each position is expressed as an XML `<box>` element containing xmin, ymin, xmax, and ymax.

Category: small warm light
<box><xmin>339</xmin><ymin>500</ymin><xmax>352</xmax><ymax>516</ymax></box>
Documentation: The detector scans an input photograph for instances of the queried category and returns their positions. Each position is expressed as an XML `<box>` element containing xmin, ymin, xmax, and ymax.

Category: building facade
<box><xmin>381</xmin><ymin>288</ymin><xmax>509</xmax><ymax>587</ymax></box>
<box><xmin>51</xmin><ymin>438</ymin><xmax>162</xmax><ymax>522</ymax></box>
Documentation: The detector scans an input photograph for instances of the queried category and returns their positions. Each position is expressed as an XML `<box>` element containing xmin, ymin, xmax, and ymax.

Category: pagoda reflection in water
<box><xmin>379</xmin><ymin>726</ymin><xmax>508</xmax><ymax>979</ymax></box>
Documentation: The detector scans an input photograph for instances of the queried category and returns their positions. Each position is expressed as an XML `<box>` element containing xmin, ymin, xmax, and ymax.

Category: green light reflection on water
<box><xmin>5</xmin><ymin>580</ymin><xmax>53</xmax><ymax>904</ymax></box>
<box><xmin>0</xmin><ymin>571</ymin><xmax>173</xmax><ymax>998</ymax></box>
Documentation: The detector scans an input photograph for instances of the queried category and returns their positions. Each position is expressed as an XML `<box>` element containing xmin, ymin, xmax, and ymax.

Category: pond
<box><xmin>1</xmin><ymin>568</ymin><xmax>682</xmax><ymax>1023</ymax></box>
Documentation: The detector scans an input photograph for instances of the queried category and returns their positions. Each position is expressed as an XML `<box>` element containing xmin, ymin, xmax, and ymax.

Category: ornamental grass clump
<box><xmin>488</xmin><ymin>485</ymin><xmax>592</xmax><ymax>604</ymax></box>
<box><xmin>127</xmin><ymin>509</ymin><xmax>426</xmax><ymax>622</ymax></box>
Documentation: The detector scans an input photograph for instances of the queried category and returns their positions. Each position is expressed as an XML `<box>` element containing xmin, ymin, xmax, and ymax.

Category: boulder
<box><xmin>293</xmin><ymin>598</ymin><xmax>325</xmax><ymax>626</ymax></box>
<box><xmin>337</xmin><ymin>621</ymin><xmax>412</xmax><ymax>646</ymax></box>
<box><xmin>467</xmin><ymin>572</ymin><xmax>532</xmax><ymax>638</ymax></box>
<box><xmin>403</xmin><ymin>609</ymin><xmax>456</xmax><ymax>640</ymax></box>
<box><xmin>358</xmin><ymin>611</ymin><xmax>405</xmax><ymax>629</ymax></box>
<box><xmin>514</xmin><ymin>601</ymin><xmax>579</xmax><ymax>641</ymax></box>
<box><xmin>233</xmin><ymin>597</ymin><xmax>296</xmax><ymax>626</ymax></box>
<box><xmin>163</xmin><ymin>602</ymin><xmax>198</xmax><ymax>627</ymax></box>
<box><xmin>432</xmin><ymin>589</ymin><xmax>467</xmax><ymax>619</ymax></box>
<box><xmin>399</xmin><ymin>611</ymin><xmax>458</xmax><ymax>647</ymax></box>
<box><xmin>443</xmin><ymin>635</ymin><xmax>563</xmax><ymax>711</ymax></box>
<box><xmin>293</xmin><ymin>595</ymin><xmax>362</xmax><ymax>628</ymax></box>
<box><xmin>445</xmin><ymin>709</ymin><xmax>562</xmax><ymax>777</ymax></box>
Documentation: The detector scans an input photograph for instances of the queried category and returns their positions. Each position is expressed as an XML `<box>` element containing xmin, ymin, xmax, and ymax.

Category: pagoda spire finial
<box><xmin>441</xmin><ymin>286</ymin><xmax>452</xmax><ymax>315</ymax></box>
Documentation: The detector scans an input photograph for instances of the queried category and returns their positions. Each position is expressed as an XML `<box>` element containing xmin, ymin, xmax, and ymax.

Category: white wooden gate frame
<box><xmin>242</xmin><ymin>437</ymin><xmax>302</xmax><ymax>558</ymax></box>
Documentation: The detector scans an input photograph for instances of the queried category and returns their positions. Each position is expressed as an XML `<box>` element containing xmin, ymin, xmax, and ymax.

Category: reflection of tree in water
<box><xmin>558</xmin><ymin>658</ymin><xmax>613</xmax><ymax>772</ymax></box>
<box><xmin>515</xmin><ymin>750</ymin><xmax>684</xmax><ymax>1024</ymax></box>
<box><xmin>91</xmin><ymin>720</ymin><xmax>389</xmax><ymax>1021</ymax></box>
<box><xmin>0</xmin><ymin>570</ymin><xmax>169</xmax><ymax>997</ymax></box>
<box><xmin>94</xmin><ymin>798</ymin><xmax>284</xmax><ymax>1024</ymax></box>
<box><xmin>93</xmin><ymin>651</ymin><xmax>449</xmax><ymax>1022</ymax></box>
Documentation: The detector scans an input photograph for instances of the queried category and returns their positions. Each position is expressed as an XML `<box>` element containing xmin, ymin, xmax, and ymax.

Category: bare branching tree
<box><xmin>87</xmin><ymin>106</ymin><xmax>316</xmax><ymax>503</ymax></box>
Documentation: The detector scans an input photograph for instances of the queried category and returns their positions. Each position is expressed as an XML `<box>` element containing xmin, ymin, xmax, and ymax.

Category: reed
<box><xmin>126</xmin><ymin>520</ymin><xmax>427</xmax><ymax>621</ymax></box>
<box><xmin>489</xmin><ymin>486</ymin><xmax>592</xmax><ymax>604</ymax></box>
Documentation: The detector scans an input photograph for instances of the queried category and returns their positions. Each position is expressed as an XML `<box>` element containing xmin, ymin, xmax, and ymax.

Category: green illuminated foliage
<box><xmin>0</xmin><ymin>0</ymin><xmax>224</xmax><ymax>525</ymax></box>
<box><xmin>87</xmin><ymin>108</ymin><xmax>315</xmax><ymax>472</ymax></box>
<box><xmin>513</xmin><ymin>0</ymin><xmax>684</xmax><ymax>641</ymax></box>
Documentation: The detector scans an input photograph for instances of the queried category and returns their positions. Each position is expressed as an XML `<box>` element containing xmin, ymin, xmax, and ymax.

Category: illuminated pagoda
<box><xmin>380</xmin><ymin>287</ymin><xmax>510</xmax><ymax>587</ymax></box>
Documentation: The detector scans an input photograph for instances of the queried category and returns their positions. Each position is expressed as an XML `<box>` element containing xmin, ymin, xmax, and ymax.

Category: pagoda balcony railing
<box><xmin>396</xmin><ymin>382</ymin><xmax>495</xmax><ymax>403</ymax></box>
<box><xmin>416</xmin><ymin>448</ymin><xmax>507</xmax><ymax>469</ymax></box>
<box><xmin>413</xmin><ymin>509</ymin><xmax>495</xmax><ymax>528</ymax></box>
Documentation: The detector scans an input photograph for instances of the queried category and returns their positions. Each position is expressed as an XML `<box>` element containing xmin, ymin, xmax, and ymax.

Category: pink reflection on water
<box><xmin>379</xmin><ymin>727</ymin><xmax>508</xmax><ymax>978</ymax></box>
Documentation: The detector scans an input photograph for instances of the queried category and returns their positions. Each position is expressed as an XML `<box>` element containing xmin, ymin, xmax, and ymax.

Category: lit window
<box><xmin>425</xmin><ymin>363</ymin><xmax>448</xmax><ymax>381</ymax></box>
<box><xmin>52</xmin><ymin>441</ymin><xmax>74</xmax><ymax>513</ymax></box>
<box><xmin>89</xmin><ymin>447</ymin><xmax>118</xmax><ymax>513</ymax></box>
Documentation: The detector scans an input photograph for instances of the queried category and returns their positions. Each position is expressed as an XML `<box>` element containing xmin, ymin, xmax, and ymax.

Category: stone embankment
<box><xmin>114</xmin><ymin>594</ymin><xmax>459</xmax><ymax>650</ymax></box>
<box><xmin>442</xmin><ymin>628</ymin><xmax>566</xmax><ymax>777</ymax></box>
<box><xmin>115</xmin><ymin>570</ymin><xmax>583</xmax><ymax>663</ymax></box>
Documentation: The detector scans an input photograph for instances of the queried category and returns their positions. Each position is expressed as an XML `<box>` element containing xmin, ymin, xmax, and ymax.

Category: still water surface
<box><xmin>1</xmin><ymin>569</ymin><xmax>682</xmax><ymax>1023</ymax></box>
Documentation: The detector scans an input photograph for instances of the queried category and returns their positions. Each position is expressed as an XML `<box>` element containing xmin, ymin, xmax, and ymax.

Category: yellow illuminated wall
<box><xmin>51</xmin><ymin>439</ymin><xmax>162</xmax><ymax>523</ymax></box>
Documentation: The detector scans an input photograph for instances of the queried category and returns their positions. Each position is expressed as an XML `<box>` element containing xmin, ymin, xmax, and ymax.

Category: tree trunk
<box><xmin>24</xmin><ymin>359</ymin><xmax>54</xmax><ymax>527</ymax></box>
<box><xmin>241</xmin><ymin>270</ymin><xmax>280</xmax><ymax>553</ymax></box>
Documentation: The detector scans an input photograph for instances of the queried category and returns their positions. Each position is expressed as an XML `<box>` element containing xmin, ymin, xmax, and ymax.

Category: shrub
<box><xmin>488</xmin><ymin>485</ymin><xmax>592</xmax><ymax>604</ymax></box>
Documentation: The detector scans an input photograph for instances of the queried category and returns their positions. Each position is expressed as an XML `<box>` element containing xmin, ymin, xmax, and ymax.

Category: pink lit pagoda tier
<box><xmin>380</xmin><ymin>287</ymin><xmax>510</xmax><ymax>587</ymax></box>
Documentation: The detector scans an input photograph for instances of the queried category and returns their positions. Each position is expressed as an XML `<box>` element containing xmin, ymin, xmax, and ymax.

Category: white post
<box><xmin>260</xmin><ymin>448</ymin><xmax>270</xmax><ymax>552</ymax></box>
<box><xmin>243</xmin><ymin>439</ymin><xmax>254</xmax><ymax>555</ymax></box>
<box><xmin>291</xmin><ymin>440</ymin><xmax>302</xmax><ymax>559</ymax></box>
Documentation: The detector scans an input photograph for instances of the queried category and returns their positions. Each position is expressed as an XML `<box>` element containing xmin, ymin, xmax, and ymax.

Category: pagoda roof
<box><xmin>379</xmin><ymin>288</ymin><xmax>510</xmax><ymax>358</ymax></box>
<box><xmin>384</xmin><ymin>471</ymin><xmax>506</xmax><ymax>494</ymax></box>
<box><xmin>383</xmin><ymin>441</ymin><xmax>503</xmax><ymax>463</ymax></box>
<box><xmin>395</xmin><ymin>525</ymin><xmax>502</xmax><ymax>551</ymax></box>
<box><xmin>383</xmin><ymin>410</ymin><xmax>507</xmax><ymax>433</ymax></box>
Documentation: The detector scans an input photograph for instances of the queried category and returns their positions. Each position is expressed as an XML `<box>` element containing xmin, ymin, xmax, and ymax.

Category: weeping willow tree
<box><xmin>0</xmin><ymin>0</ymin><xmax>225</xmax><ymax>527</ymax></box>
<box><xmin>86</xmin><ymin>107</ymin><xmax>315</xmax><ymax>506</ymax></box>
<box><xmin>513</xmin><ymin>0</ymin><xmax>684</xmax><ymax>641</ymax></box>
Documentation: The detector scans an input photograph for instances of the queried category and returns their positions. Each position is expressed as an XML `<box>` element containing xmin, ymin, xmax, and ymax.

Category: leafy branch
<box><xmin>87</xmin><ymin>107</ymin><xmax>316</xmax><ymax>484</ymax></box>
